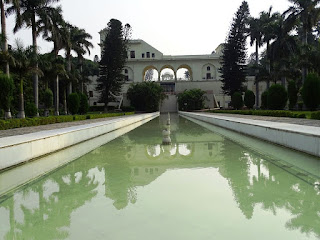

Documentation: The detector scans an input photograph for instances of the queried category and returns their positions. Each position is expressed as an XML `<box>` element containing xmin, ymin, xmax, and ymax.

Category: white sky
<box><xmin>5</xmin><ymin>0</ymin><xmax>291</xmax><ymax>60</ymax></box>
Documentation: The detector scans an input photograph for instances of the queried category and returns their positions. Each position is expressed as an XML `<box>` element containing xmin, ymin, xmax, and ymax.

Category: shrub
<box><xmin>244</xmin><ymin>90</ymin><xmax>255</xmax><ymax>109</ymax></box>
<box><xmin>302</xmin><ymin>73</ymin><xmax>320</xmax><ymax>110</ymax></box>
<box><xmin>231</xmin><ymin>92</ymin><xmax>243</xmax><ymax>110</ymax></box>
<box><xmin>43</xmin><ymin>88</ymin><xmax>53</xmax><ymax>109</ymax></box>
<box><xmin>267</xmin><ymin>84</ymin><xmax>288</xmax><ymax>110</ymax></box>
<box><xmin>78</xmin><ymin>93</ymin><xmax>89</xmax><ymax>114</ymax></box>
<box><xmin>261</xmin><ymin>90</ymin><xmax>268</xmax><ymax>109</ymax></box>
<box><xmin>67</xmin><ymin>93</ymin><xmax>80</xmax><ymax>115</ymax></box>
<box><xmin>25</xmin><ymin>102</ymin><xmax>38</xmax><ymax>117</ymax></box>
<box><xmin>0</xmin><ymin>73</ymin><xmax>14</xmax><ymax>112</ymax></box>
<box><xmin>177</xmin><ymin>89</ymin><xmax>206</xmax><ymax>111</ymax></box>
<box><xmin>287</xmin><ymin>80</ymin><xmax>298</xmax><ymax>110</ymax></box>
<box><xmin>127</xmin><ymin>82</ymin><xmax>166</xmax><ymax>112</ymax></box>
<box><xmin>310</xmin><ymin>111</ymin><xmax>320</xmax><ymax>120</ymax></box>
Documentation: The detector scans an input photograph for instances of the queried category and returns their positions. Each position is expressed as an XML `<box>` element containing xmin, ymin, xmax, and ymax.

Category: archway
<box><xmin>123</xmin><ymin>67</ymin><xmax>134</xmax><ymax>81</ymax></box>
<box><xmin>177</xmin><ymin>64</ymin><xmax>193</xmax><ymax>81</ymax></box>
<box><xmin>160</xmin><ymin>65</ymin><xmax>176</xmax><ymax>81</ymax></box>
<box><xmin>142</xmin><ymin>66</ymin><xmax>159</xmax><ymax>81</ymax></box>
<box><xmin>202</xmin><ymin>63</ymin><xmax>217</xmax><ymax>80</ymax></box>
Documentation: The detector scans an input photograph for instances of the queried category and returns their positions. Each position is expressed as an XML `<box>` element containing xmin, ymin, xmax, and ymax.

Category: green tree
<box><xmin>287</xmin><ymin>80</ymin><xmax>298</xmax><ymax>109</ymax></box>
<box><xmin>11</xmin><ymin>40</ymin><xmax>42</xmax><ymax>118</ymax></box>
<box><xmin>248</xmin><ymin>17</ymin><xmax>262</xmax><ymax>106</ymax></box>
<box><xmin>78</xmin><ymin>92</ymin><xmax>88</xmax><ymax>114</ymax></box>
<box><xmin>177</xmin><ymin>88</ymin><xmax>206</xmax><ymax>111</ymax></box>
<box><xmin>127</xmin><ymin>82</ymin><xmax>166</xmax><ymax>112</ymax></box>
<box><xmin>9</xmin><ymin>0</ymin><xmax>61</xmax><ymax>113</ymax></box>
<box><xmin>302</xmin><ymin>73</ymin><xmax>320</xmax><ymax>110</ymax></box>
<box><xmin>67</xmin><ymin>92</ymin><xmax>79</xmax><ymax>115</ymax></box>
<box><xmin>97</xmin><ymin>19</ymin><xmax>131</xmax><ymax>112</ymax></box>
<box><xmin>43</xmin><ymin>88</ymin><xmax>53</xmax><ymax>116</ymax></box>
<box><xmin>0</xmin><ymin>72</ymin><xmax>14</xmax><ymax>119</ymax></box>
<box><xmin>231</xmin><ymin>91</ymin><xmax>244</xmax><ymax>110</ymax></box>
<box><xmin>244</xmin><ymin>90</ymin><xmax>255</xmax><ymax>109</ymax></box>
<box><xmin>267</xmin><ymin>84</ymin><xmax>288</xmax><ymax>110</ymax></box>
<box><xmin>0</xmin><ymin>0</ymin><xmax>19</xmax><ymax>75</ymax></box>
<box><xmin>219</xmin><ymin>1</ymin><xmax>250</xmax><ymax>96</ymax></box>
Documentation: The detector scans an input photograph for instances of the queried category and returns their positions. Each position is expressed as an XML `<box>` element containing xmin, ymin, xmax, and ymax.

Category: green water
<box><xmin>0</xmin><ymin>114</ymin><xmax>320</xmax><ymax>240</ymax></box>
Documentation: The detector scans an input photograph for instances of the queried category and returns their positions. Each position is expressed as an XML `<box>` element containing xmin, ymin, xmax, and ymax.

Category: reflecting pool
<box><xmin>0</xmin><ymin>114</ymin><xmax>319</xmax><ymax>239</ymax></box>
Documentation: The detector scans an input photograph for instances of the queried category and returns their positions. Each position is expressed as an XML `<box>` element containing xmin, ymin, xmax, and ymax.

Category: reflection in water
<box><xmin>0</xmin><ymin>114</ymin><xmax>319</xmax><ymax>239</ymax></box>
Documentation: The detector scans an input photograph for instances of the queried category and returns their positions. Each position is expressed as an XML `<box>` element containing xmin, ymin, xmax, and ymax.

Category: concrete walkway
<box><xmin>0</xmin><ymin>115</ymin><xmax>131</xmax><ymax>138</ymax></box>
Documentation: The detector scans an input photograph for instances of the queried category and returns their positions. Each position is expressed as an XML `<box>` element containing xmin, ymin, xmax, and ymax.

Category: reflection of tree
<box><xmin>219</xmin><ymin>137</ymin><xmax>320</xmax><ymax>237</ymax></box>
<box><xmin>2</xmin><ymin>161</ymin><xmax>98</xmax><ymax>240</ymax></box>
<box><xmin>101</xmin><ymin>139</ymin><xmax>137</xmax><ymax>210</ymax></box>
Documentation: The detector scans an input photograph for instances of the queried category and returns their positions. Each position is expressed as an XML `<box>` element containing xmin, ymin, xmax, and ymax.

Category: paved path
<box><xmin>1</xmin><ymin>113</ymin><xmax>320</xmax><ymax>138</ymax></box>
<box><xmin>0</xmin><ymin>115</ymin><xmax>131</xmax><ymax>138</ymax></box>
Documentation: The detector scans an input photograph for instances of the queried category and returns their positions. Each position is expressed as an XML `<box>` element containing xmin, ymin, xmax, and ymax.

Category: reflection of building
<box><xmin>87</xmin><ymin>30</ymin><xmax>265</xmax><ymax>111</ymax></box>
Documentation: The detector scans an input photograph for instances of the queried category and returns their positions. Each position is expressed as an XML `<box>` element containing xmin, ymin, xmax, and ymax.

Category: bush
<box><xmin>0</xmin><ymin>73</ymin><xmax>14</xmax><ymax>112</ymax></box>
<box><xmin>310</xmin><ymin>111</ymin><xmax>320</xmax><ymax>120</ymax></box>
<box><xmin>78</xmin><ymin>93</ymin><xmax>89</xmax><ymax>114</ymax></box>
<box><xmin>244</xmin><ymin>90</ymin><xmax>255</xmax><ymax>109</ymax></box>
<box><xmin>287</xmin><ymin>80</ymin><xmax>298</xmax><ymax>110</ymax></box>
<box><xmin>302</xmin><ymin>73</ymin><xmax>320</xmax><ymax>110</ymax></box>
<box><xmin>267</xmin><ymin>84</ymin><xmax>288</xmax><ymax>110</ymax></box>
<box><xmin>25</xmin><ymin>102</ymin><xmax>38</xmax><ymax>117</ymax></box>
<box><xmin>127</xmin><ymin>82</ymin><xmax>166</xmax><ymax>112</ymax></box>
<box><xmin>231</xmin><ymin>92</ymin><xmax>243</xmax><ymax>110</ymax></box>
<box><xmin>177</xmin><ymin>89</ymin><xmax>206</xmax><ymax>111</ymax></box>
<box><xmin>43</xmin><ymin>88</ymin><xmax>53</xmax><ymax>109</ymax></box>
<box><xmin>67</xmin><ymin>93</ymin><xmax>80</xmax><ymax>115</ymax></box>
<box><xmin>121</xmin><ymin>106</ymin><xmax>135</xmax><ymax>112</ymax></box>
<box><xmin>261</xmin><ymin>90</ymin><xmax>268</xmax><ymax>109</ymax></box>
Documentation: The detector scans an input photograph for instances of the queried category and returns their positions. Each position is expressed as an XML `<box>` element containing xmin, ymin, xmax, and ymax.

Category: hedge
<box><xmin>0</xmin><ymin>112</ymin><xmax>134</xmax><ymax>130</ymax></box>
<box><xmin>207</xmin><ymin>110</ymin><xmax>307</xmax><ymax>119</ymax></box>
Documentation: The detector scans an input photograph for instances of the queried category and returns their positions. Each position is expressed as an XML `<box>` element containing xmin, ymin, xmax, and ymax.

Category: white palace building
<box><xmin>87</xmin><ymin>29</ymin><xmax>264</xmax><ymax>112</ymax></box>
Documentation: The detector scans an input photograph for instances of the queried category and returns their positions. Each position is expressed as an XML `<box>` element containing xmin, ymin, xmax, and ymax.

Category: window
<box><xmin>125</xmin><ymin>69</ymin><xmax>128</xmax><ymax>74</ymax></box>
<box><xmin>152</xmin><ymin>53</ymin><xmax>155</xmax><ymax>58</ymax></box>
<box><xmin>142</xmin><ymin>53</ymin><xmax>145</xmax><ymax>58</ymax></box>
<box><xmin>125</xmin><ymin>75</ymin><xmax>129</xmax><ymax>81</ymax></box>
<box><xmin>206</xmin><ymin>73</ymin><xmax>211</xmax><ymax>79</ymax></box>
<box><xmin>93</xmin><ymin>102</ymin><xmax>97</xmax><ymax>106</ymax></box>
<box><xmin>130</xmin><ymin>51</ymin><xmax>135</xmax><ymax>58</ymax></box>
<box><xmin>207</xmin><ymin>66</ymin><xmax>211</xmax><ymax>71</ymax></box>
<box><xmin>146</xmin><ymin>52</ymin><xmax>150</xmax><ymax>58</ymax></box>
<box><xmin>89</xmin><ymin>91</ymin><xmax>93</xmax><ymax>97</ymax></box>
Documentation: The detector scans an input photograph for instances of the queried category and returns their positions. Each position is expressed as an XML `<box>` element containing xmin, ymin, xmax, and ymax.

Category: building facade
<box><xmin>87</xmin><ymin>30</ymin><xmax>264</xmax><ymax>112</ymax></box>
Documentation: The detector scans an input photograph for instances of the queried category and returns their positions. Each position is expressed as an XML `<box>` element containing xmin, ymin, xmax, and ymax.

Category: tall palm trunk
<box><xmin>17</xmin><ymin>74</ymin><xmax>25</xmax><ymax>118</ymax></box>
<box><xmin>31</xmin><ymin>11</ymin><xmax>39</xmax><ymax>116</ymax></box>
<box><xmin>266</xmin><ymin>41</ymin><xmax>271</xmax><ymax>89</ymax></box>
<box><xmin>1</xmin><ymin>0</ymin><xmax>12</xmax><ymax>119</ymax></box>
<box><xmin>255</xmin><ymin>42</ymin><xmax>260</xmax><ymax>108</ymax></box>
<box><xmin>67</xmin><ymin>55</ymin><xmax>72</xmax><ymax>95</ymax></box>
<box><xmin>63</xmin><ymin>87</ymin><xmax>67</xmax><ymax>115</ymax></box>
<box><xmin>301</xmin><ymin>28</ymin><xmax>308</xmax><ymax>84</ymax></box>
<box><xmin>54</xmin><ymin>75</ymin><xmax>59</xmax><ymax>115</ymax></box>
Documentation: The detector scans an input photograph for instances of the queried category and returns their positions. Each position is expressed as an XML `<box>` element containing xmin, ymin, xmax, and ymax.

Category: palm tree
<box><xmin>259</xmin><ymin>7</ymin><xmax>281</xmax><ymax>89</ymax></box>
<box><xmin>8</xmin><ymin>0</ymin><xmax>60</xmax><ymax>113</ymax></box>
<box><xmin>41</xmin><ymin>5</ymin><xmax>65</xmax><ymax>115</ymax></box>
<box><xmin>72</xmin><ymin>27</ymin><xmax>93</xmax><ymax>93</ymax></box>
<box><xmin>248</xmin><ymin>17</ymin><xmax>263</xmax><ymax>107</ymax></box>
<box><xmin>286</xmin><ymin>0</ymin><xmax>320</xmax><ymax>82</ymax></box>
<box><xmin>12</xmin><ymin>40</ymin><xmax>42</xmax><ymax>118</ymax></box>
<box><xmin>0</xmin><ymin>0</ymin><xmax>19</xmax><ymax>76</ymax></box>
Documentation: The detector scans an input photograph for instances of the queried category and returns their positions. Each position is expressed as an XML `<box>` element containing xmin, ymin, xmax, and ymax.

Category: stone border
<box><xmin>0</xmin><ymin>112</ymin><xmax>159</xmax><ymax>170</ymax></box>
<box><xmin>179</xmin><ymin>111</ymin><xmax>320</xmax><ymax>157</ymax></box>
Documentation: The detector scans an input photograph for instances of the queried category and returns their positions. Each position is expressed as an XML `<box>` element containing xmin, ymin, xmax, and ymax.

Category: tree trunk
<box><xmin>266</xmin><ymin>42</ymin><xmax>270</xmax><ymax>89</ymax></box>
<box><xmin>63</xmin><ymin>87</ymin><xmax>67</xmax><ymax>115</ymax></box>
<box><xmin>17</xmin><ymin>78</ymin><xmax>25</xmax><ymax>118</ymax></box>
<box><xmin>31</xmin><ymin>12</ymin><xmax>39</xmax><ymax>116</ymax></box>
<box><xmin>255</xmin><ymin>42</ymin><xmax>260</xmax><ymax>108</ymax></box>
<box><xmin>67</xmin><ymin>55</ymin><xmax>72</xmax><ymax>96</ymax></box>
<box><xmin>0</xmin><ymin>0</ymin><xmax>9</xmax><ymax>76</ymax></box>
<box><xmin>54</xmin><ymin>75</ymin><xmax>59</xmax><ymax>116</ymax></box>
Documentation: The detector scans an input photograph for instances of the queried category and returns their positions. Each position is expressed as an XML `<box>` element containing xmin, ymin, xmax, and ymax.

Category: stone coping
<box><xmin>0</xmin><ymin>112</ymin><xmax>159</xmax><ymax>170</ymax></box>
<box><xmin>179</xmin><ymin>111</ymin><xmax>320</xmax><ymax>158</ymax></box>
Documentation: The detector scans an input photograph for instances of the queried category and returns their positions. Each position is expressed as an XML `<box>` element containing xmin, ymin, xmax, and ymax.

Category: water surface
<box><xmin>0</xmin><ymin>114</ymin><xmax>319</xmax><ymax>239</ymax></box>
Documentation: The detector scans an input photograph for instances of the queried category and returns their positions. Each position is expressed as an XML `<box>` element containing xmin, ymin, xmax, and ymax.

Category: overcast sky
<box><xmin>5</xmin><ymin>0</ymin><xmax>291</xmax><ymax>60</ymax></box>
